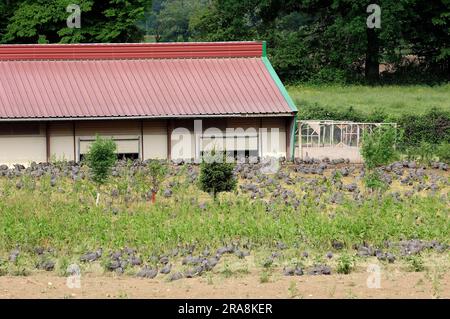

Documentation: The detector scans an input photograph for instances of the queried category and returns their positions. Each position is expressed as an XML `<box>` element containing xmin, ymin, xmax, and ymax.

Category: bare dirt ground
<box><xmin>0</xmin><ymin>268</ymin><xmax>448</xmax><ymax>299</ymax></box>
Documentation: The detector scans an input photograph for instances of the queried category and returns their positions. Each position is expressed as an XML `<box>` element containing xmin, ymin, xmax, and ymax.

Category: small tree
<box><xmin>199</xmin><ymin>152</ymin><xmax>237</xmax><ymax>200</ymax></box>
<box><xmin>361</xmin><ymin>125</ymin><xmax>399</xmax><ymax>191</ymax></box>
<box><xmin>147</xmin><ymin>160</ymin><xmax>168</xmax><ymax>203</ymax></box>
<box><xmin>361</xmin><ymin>125</ymin><xmax>399</xmax><ymax>170</ymax></box>
<box><xmin>85</xmin><ymin>135</ymin><xmax>117</xmax><ymax>206</ymax></box>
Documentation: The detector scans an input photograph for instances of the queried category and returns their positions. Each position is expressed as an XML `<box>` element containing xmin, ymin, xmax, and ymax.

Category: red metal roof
<box><xmin>0</xmin><ymin>42</ymin><xmax>294</xmax><ymax>119</ymax></box>
<box><xmin>0</xmin><ymin>42</ymin><xmax>263</xmax><ymax>61</ymax></box>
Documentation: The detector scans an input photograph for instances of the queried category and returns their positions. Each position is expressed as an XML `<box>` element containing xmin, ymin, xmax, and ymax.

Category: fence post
<box><xmin>298</xmin><ymin>120</ymin><xmax>302</xmax><ymax>160</ymax></box>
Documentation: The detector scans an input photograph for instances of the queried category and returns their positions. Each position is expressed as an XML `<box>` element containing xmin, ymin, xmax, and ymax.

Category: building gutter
<box><xmin>0</xmin><ymin>113</ymin><xmax>294</xmax><ymax>122</ymax></box>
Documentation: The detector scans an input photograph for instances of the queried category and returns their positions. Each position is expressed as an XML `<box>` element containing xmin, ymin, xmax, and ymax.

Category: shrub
<box><xmin>404</xmin><ymin>141</ymin><xmax>436</xmax><ymax>165</ymax></box>
<box><xmin>435</xmin><ymin>142</ymin><xmax>450</xmax><ymax>163</ymax></box>
<box><xmin>361</xmin><ymin>126</ymin><xmax>399</xmax><ymax>170</ymax></box>
<box><xmin>363</xmin><ymin>171</ymin><xmax>388</xmax><ymax>192</ymax></box>
<box><xmin>85</xmin><ymin>135</ymin><xmax>117</xmax><ymax>185</ymax></box>
<box><xmin>298</xmin><ymin>104</ymin><xmax>391</xmax><ymax>124</ymax></box>
<box><xmin>147</xmin><ymin>160</ymin><xmax>168</xmax><ymax>202</ymax></box>
<box><xmin>199</xmin><ymin>153</ymin><xmax>237</xmax><ymax>200</ymax></box>
<box><xmin>397</xmin><ymin>108</ymin><xmax>450</xmax><ymax>148</ymax></box>
<box><xmin>84</xmin><ymin>135</ymin><xmax>117</xmax><ymax>205</ymax></box>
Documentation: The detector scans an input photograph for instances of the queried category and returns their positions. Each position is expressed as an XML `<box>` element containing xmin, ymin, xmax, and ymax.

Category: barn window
<box><xmin>0</xmin><ymin>123</ymin><xmax>41</xmax><ymax>135</ymax></box>
<box><xmin>78</xmin><ymin>138</ymin><xmax>140</xmax><ymax>161</ymax></box>
<box><xmin>201</xmin><ymin>135</ymin><xmax>259</xmax><ymax>160</ymax></box>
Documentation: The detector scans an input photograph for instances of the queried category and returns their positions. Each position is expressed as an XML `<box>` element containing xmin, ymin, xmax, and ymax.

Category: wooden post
<box><xmin>73</xmin><ymin>122</ymin><xmax>76</xmax><ymax>162</ymax></box>
<box><xmin>45</xmin><ymin>122</ymin><xmax>50</xmax><ymax>162</ymax></box>
<box><xmin>258</xmin><ymin>118</ymin><xmax>263</xmax><ymax>158</ymax></box>
<box><xmin>298</xmin><ymin>120</ymin><xmax>302</xmax><ymax>160</ymax></box>
<box><xmin>140</xmin><ymin>119</ymin><xmax>144</xmax><ymax>161</ymax></box>
<box><xmin>167</xmin><ymin>119</ymin><xmax>173</xmax><ymax>161</ymax></box>
<box><xmin>285</xmin><ymin>118</ymin><xmax>290</xmax><ymax>160</ymax></box>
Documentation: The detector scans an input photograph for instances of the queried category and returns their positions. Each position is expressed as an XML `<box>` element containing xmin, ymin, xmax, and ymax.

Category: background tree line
<box><xmin>1</xmin><ymin>0</ymin><xmax>449</xmax><ymax>84</ymax></box>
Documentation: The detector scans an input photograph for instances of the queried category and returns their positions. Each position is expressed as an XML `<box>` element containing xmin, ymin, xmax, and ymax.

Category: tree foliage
<box><xmin>145</xmin><ymin>0</ymin><xmax>206</xmax><ymax>42</ymax></box>
<box><xmin>1</xmin><ymin>0</ymin><xmax>449</xmax><ymax>83</ymax></box>
<box><xmin>85</xmin><ymin>135</ymin><xmax>117</xmax><ymax>186</ymax></box>
<box><xmin>0</xmin><ymin>0</ymin><xmax>152</xmax><ymax>44</ymax></box>
<box><xmin>199</xmin><ymin>154</ymin><xmax>237</xmax><ymax>200</ymax></box>
<box><xmin>436</xmin><ymin>141</ymin><xmax>450</xmax><ymax>163</ymax></box>
<box><xmin>361</xmin><ymin>125</ymin><xmax>399</xmax><ymax>170</ymax></box>
<box><xmin>186</xmin><ymin>0</ymin><xmax>450</xmax><ymax>83</ymax></box>
<box><xmin>147</xmin><ymin>159</ymin><xmax>168</xmax><ymax>193</ymax></box>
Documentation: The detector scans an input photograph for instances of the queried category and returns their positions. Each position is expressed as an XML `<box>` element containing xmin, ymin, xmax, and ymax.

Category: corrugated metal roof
<box><xmin>0</xmin><ymin>42</ymin><xmax>264</xmax><ymax>61</ymax></box>
<box><xmin>0</xmin><ymin>42</ymin><xmax>294</xmax><ymax>119</ymax></box>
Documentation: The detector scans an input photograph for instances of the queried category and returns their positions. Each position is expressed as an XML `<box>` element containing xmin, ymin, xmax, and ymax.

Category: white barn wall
<box><xmin>261</xmin><ymin>118</ymin><xmax>286</xmax><ymax>158</ymax></box>
<box><xmin>49</xmin><ymin>122</ymin><xmax>75</xmax><ymax>162</ymax></box>
<box><xmin>143</xmin><ymin>120</ymin><xmax>167</xmax><ymax>159</ymax></box>
<box><xmin>0</xmin><ymin>136</ymin><xmax>46</xmax><ymax>166</ymax></box>
<box><xmin>0</xmin><ymin>117</ymin><xmax>291</xmax><ymax>165</ymax></box>
<box><xmin>169</xmin><ymin>118</ymin><xmax>288</xmax><ymax>161</ymax></box>
<box><xmin>0</xmin><ymin>123</ymin><xmax>46</xmax><ymax>166</ymax></box>
<box><xmin>171</xmin><ymin>120</ymin><xmax>195</xmax><ymax>160</ymax></box>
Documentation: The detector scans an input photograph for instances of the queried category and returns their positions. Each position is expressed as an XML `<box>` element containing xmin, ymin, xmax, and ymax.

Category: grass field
<box><xmin>0</xmin><ymin>161</ymin><xmax>448</xmax><ymax>298</ymax></box>
<box><xmin>288</xmin><ymin>84</ymin><xmax>450</xmax><ymax>116</ymax></box>
<box><xmin>0</xmin><ymin>162</ymin><xmax>448</xmax><ymax>263</ymax></box>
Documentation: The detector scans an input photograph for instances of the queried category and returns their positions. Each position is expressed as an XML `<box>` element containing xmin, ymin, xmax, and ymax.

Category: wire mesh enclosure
<box><xmin>297</xmin><ymin>120</ymin><xmax>396</xmax><ymax>163</ymax></box>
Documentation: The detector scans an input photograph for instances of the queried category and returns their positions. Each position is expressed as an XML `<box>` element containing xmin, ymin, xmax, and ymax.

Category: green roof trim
<box><xmin>261</xmin><ymin>47</ymin><xmax>298</xmax><ymax>160</ymax></box>
<box><xmin>262</xmin><ymin>56</ymin><xmax>298</xmax><ymax>113</ymax></box>
<box><xmin>262</xmin><ymin>41</ymin><xmax>267</xmax><ymax>57</ymax></box>
<box><xmin>290</xmin><ymin>114</ymin><xmax>298</xmax><ymax>161</ymax></box>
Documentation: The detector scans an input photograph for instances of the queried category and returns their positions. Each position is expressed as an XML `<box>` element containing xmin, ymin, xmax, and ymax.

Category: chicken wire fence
<box><xmin>297</xmin><ymin>120</ymin><xmax>397</xmax><ymax>162</ymax></box>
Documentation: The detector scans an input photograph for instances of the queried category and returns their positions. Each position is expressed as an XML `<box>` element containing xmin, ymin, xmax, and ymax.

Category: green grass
<box><xmin>0</xmin><ymin>168</ymin><xmax>448</xmax><ymax>256</ymax></box>
<box><xmin>288</xmin><ymin>84</ymin><xmax>450</xmax><ymax>116</ymax></box>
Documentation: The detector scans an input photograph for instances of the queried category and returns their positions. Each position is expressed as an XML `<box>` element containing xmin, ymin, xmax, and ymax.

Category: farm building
<box><xmin>0</xmin><ymin>41</ymin><xmax>297</xmax><ymax>166</ymax></box>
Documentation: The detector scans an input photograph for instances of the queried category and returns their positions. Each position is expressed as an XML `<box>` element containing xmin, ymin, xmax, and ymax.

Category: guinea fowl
<box><xmin>168</xmin><ymin>272</ymin><xmax>184</xmax><ymax>281</ymax></box>
<box><xmin>80</xmin><ymin>248</ymin><xmax>102</xmax><ymax>262</ymax></box>
<box><xmin>185</xmin><ymin>266</ymin><xmax>203</xmax><ymax>278</ymax></box>
<box><xmin>159</xmin><ymin>256</ymin><xmax>169</xmax><ymax>265</ymax></box>
<box><xmin>136</xmin><ymin>267</ymin><xmax>158</xmax><ymax>279</ymax></box>
<box><xmin>283</xmin><ymin>267</ymin><xmax>295</xmax><ymax>276</ymax></box>
<box><xmin>160</xmin><ymin>263</ymin><xmax>172</xmax><ymax>274</ymax></box>
<box><xmin>9</xmin><ymin>248</ymin><xmax>20</xmax><ymax>263</ymax></box>
<box><xmin>130</xmin><ymin>256</ymin><xmax>142</xmax><ymax>266</ymax></box>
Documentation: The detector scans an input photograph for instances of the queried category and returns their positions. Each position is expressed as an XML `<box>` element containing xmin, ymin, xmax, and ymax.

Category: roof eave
<box><xmin>0</xmin><ymin>113</ymin><xmax>295</xmax><ymax>122</ymax></box>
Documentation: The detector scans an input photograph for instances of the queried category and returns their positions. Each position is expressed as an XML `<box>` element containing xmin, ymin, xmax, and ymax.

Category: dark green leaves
<box><xmin>361</xmin><ymin>125</ymin><xmax>399</xmax><ymax>170</ymax></box>
<box><xmin>1</xmin><ymin>0</ymin><xmax>152</xmax><ymax>44</ymax></box>
<box><xmin>199</xmin><ymin>153</ymin><xmax>237</xmax><ymax>200</ymax></box>
<box><xmin>85</xmin><ymin>135</ymin><xmax>117</xmax><ymax>185</ymax></box>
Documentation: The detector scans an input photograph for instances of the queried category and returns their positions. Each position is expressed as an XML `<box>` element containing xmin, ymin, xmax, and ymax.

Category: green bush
<box><xmin>85</xmin><ymin>135</ymin><xmax>117</xmax><ymax>185</ymax></box>
<box><xmin>404</xmin><ymin>141</ymin><xmax>436</xmax><ymax>165</ymax></box>
<box><xmin>435</xmin><ymin>142</ymin><xmax>450</xmax><ymax>163</ymax></box>
<box><xmin>363</xmin><ymin>171</ymin><xmax>388</xmax><ymax>192</ymax></box>
<box><xmin>199</xmin><ymin>153</ymin><xmax>237</xmax><ymax>200</ymax></box>
<box><xmin>147</xmin><ymin>160</ymin><xmax>168</xmax><ymax>202</ymax></box>
<box><xmin>397</xmin><ymin>108</ymin><xmax>450</xmax><ymax>148</ymax></box>
<box><xmin>147</xmin><ymin>160</ymin><xmax>168</xmax><ymax>192</ymax></box>
<box><xmin>361</xmin><ymin>126</ymin><xmax>399</xmax><ymax>170</ymax></box>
